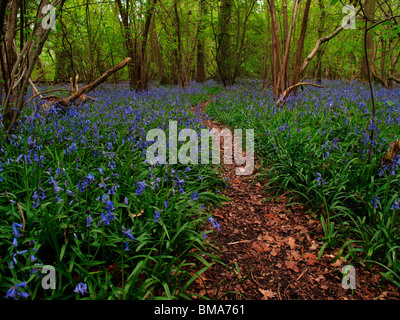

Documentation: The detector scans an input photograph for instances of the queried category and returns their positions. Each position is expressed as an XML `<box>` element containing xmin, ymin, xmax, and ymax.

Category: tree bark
<box><xmin>360</xmin><ymin>0</ymin><xmax>376</xmax><ymax>82</ymax></box>
<box><xmin>196</xmin><ymin>0</ymin><xmax>207</xmax><ymax>82</ymax></box>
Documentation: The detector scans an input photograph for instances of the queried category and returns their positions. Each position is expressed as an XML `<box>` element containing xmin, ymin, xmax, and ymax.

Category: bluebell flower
<box><xmin>135</xmin><ymin>180</ymin><xmax>147</xmax><ymax>196</ymax></box>
<box><xmin>123</xmin><ymin>197</ymin><xmax>129</xmax><ymax>205</ymax></box>
<box><xmin>315</xmin><ymin>172</ymin><xmax>326</xmax><ymax>186</ymax></box>
<box><xmin>86</xmin><ymin>214</ymin><xmax>92</xmax><ymax>227</ymax></box>
<box><xmin>5</xmin><ymin>282</ymin><xmax>29</xmax><ymax>299</ymax></box>
<box><xmin>371</xmin><ymin>195</ymin><xmax>380</xmax><ymax>209</ymax></box>
<box><xmin>101</xmin><ymin>211</ymin><xmax>114</xmax><ymax>225</ymax></box>
<box><xmin>32</xmin><ymin>191</ymin><xmax>40</xmax><ymax>208</ymax></box>
<box><xmin>12</xmin><ymin>223</ymin><xmax>23</xmax><ymax>237</ymax></box>
<box><xmin>154</xmin><ymin>211</ymin><xmax>161</xmax><ymax>223</ymax></box>
<box><xmin>390</xmin><ymin>199</ymin><xmax>400</xmax><ymax>210</ymax></box>
<box><xmin>73</xmin><ymin>282</ymin><xmax>87</xmax><ymax>296</ymax></box>
<box><xmin>12</xmin><ymin>238</ymin><xmax>18</xmax><ymax>247</ymax></box>
<box><xmin>125</xmin><ymin>241</ymin><xmax>130</xmax><ymax>251</ymax></box>
<box><xmin>86</xmin><ymin>173</ymin><xmax>95</xmax><ymax>184</ymax></box>
<box><xmin>207</xmin><ymin>216</ymin><xmax>220</xmax><ymax>231</ymax></box>
<box><xmin>191</xmin><ymin>192</ymin><xmax>199</xmax><ymax>201</ymax></box>
<box><xmin>123</xmin><ymin>229</ymin><xmax>135</xmax><ymax>242</ymax></box>
<box><xmin>108</xmin><ymin>161</ymin><xmax>116</xmax><ymax>170</ymax></box>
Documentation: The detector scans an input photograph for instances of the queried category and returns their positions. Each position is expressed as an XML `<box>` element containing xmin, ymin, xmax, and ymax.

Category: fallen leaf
<box><xmin>259</xmin><ymin>288</ymin><xmax>276</xmax><ymax>300</ymax></box>
<box><xmin>270</xmin><ymin>247</ymin><xmax>280</xmax><ymax>256</ymax></box>
<box><xmin>290</xmin><ymin>250</ymin><xmax>301</xmax><ymax>261</ymax></box>
<box><xmin>252</xmin><ymin>241</ymin><xmax>269</xmax><ymax>253</ymax></box>
<box><xmin>304</xmin><ymin>253</ymin><xmax>318</xmax><ymax>265</ymax></box>
<box><xmin>309</xmin><ymin>240</ymin><xmax>318</xmax><ymax>251</ymax></box>
<box><xmin>131</xmin><ymin>210</ymin><xmax>143</xmax><ymax>218</ymax></box>
<box><xmin>286</xmin><ymin>237</ymin><xmax>297</xmax><ymax>249</ymax></box>
<box><xmin>285</xmin><ymin>260</ymin><xmax>300</xmax><ymax>272</ymax></box>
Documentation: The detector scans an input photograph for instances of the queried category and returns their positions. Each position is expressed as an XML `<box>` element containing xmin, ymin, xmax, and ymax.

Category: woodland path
<box><xmin>188</xmin><ymin>96</ymin><xmax>399</xmax><ymax>300</ymax></box>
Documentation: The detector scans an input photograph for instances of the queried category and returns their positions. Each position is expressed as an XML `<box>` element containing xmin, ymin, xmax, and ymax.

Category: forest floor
<box><xmin>188</xmin><ymin>97</ymin><xmax>400</xmax><ymax>300</ymax></box>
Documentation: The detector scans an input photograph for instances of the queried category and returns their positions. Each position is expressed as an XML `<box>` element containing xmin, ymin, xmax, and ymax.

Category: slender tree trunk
<box><xmin>361</xmin><ymin>0</ymin><xmax>376</xmax><ymax>82</ymax></box>
<box><xmin>216</xmin><ymin>0</ymin><xmax>233</xmax><ymax>86</ymax></box>
<box><xmin>196</xmin><ymin>0</ymin><xmax>207</xmax><ymax>82</ymax></box>
<box><xmin>293</xmin><ymin>0</ymin><xmax>312</xmax><ymax>95</ymax></box>
<box><xmin>316</xmin><ymin>0</ymin><xmax>326</xmax><ymax>84</ymax></box>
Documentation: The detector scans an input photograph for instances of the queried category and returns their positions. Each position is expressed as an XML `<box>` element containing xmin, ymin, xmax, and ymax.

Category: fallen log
<box><xmin>39</xmin><ymin>57</ymin><xmax>131</xmax><ymax>109</ymax></box>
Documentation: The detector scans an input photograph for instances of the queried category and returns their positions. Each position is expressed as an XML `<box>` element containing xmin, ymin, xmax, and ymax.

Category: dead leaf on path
<box><xmin>304</xmin><ymin>253</ymin><xmax>318</xmax><ymax>266</ymax></box>
<box><xmin>285</xmin><ymin>236</ymin><xmax>297</xmax><ymax>249</ymax></box>
<box><xmin>309</xmin><ymin>240</ymin><xmax>318</xmax><ymax>251</ymax></box>
<box><xmin>290</xmin><ymin>250</ymin><xmax>301</xmax><ymax>261</ymax></box>
<box><xmin>314</xmin><ymin>275</ymin><xmax>325</xmax><ymax>283</ymax></box>
<box><xmin>270</xmin><ymin>247</ymin><xmax>280</xmax><ymax>257</ymax></box>
<box><xmin>252</xmin><ymin>241</ymin><xmax>270</xmax><ymax>253</ymax></box>
<box><xmin>285</xmin><ymin>260</ymin><xmax>300</xmax><ymax>272</ymax></box>
<box><xmin>259</xmin><ymin>288</ymin><xmax>276</xmax><ymax>300</ymax></box>
<box><xmin>331</xmin><ymin>256</ymin><xmax>344</xmax><ymax>268</ymax></box>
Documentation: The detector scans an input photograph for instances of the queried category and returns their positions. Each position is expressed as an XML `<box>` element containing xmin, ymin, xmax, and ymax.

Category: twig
<box><xmin>17</xmin><ymin>203</ymin><xmax>26</xmax><ymax>234</ymax></box>
<box><xmin>23</xmin><ymin>88</ymin><xmax>71</xmax><ymax>106</ymax></box>
<box><xmin>227</xmin><ymin>239</ymin><xmax>251</xmax><ymax>245</ymax></box>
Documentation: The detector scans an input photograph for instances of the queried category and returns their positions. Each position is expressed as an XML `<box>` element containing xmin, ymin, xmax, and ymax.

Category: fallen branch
<box><xmin>276</xmin><ymin>82</ymin><xmax>324</xmax><ymax>105</ymax></box>
<box><xmin>40</xmin><ymin>57</ymin><xmax>131</xmax><ymax>109</ymax></box>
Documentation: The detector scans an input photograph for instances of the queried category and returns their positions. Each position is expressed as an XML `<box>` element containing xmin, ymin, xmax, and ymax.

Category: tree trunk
<box><xmin>360</xmin><ymin>0</ymin><xmax>376</xmax><ymax>82</ymax></box>
<box><xmin>316</xmin><ymin>0</ymin><xmax>326</xmax><ymax>84</ymax></box>
<box><xmin>196</xmin><ymin>0</ymin><xmax>207</xmax><ymax>82</ymax></box>
<box><xmin>216</xmin><ymin>0</ymin><xmax>234</xmax><ymax>86</ymax></box>
<box><xmin>293</xmin><ymin>0</ymin><xmax>312</xmax><ymax>95</ymax></box>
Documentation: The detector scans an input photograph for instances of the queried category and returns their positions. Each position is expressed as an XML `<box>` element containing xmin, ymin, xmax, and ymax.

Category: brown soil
<box><xmin>187</xmin><ymin>97</ymin><xmax>400</xmax><ymax>300</ymax></box>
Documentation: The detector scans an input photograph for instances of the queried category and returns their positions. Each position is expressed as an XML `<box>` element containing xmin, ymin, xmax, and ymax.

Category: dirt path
<box><xmin>188</xmin><ymin>97</ymin><xmax>399</xmax><ymax>300</ymax></box>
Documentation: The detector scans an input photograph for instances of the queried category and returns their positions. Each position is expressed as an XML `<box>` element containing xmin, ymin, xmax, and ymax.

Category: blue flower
<box><xmin>73</xmin><ymin>282</ymin><xmax>87</xmax><ymax>296</ymax></box>
<box><xmin>12</xmin><ymin>238</ymin><xmax>18</xmax><ymax>247</ymax></box>
<box><xmin>12</xmin><ymin>223</ymin><xmax>23</xmax><ymax>237</ymax></box>
<box><xmin>5</xmin><ymin>282</ymin><xmax>29</xmax><ymax>299</ymax></box>
<box><xmin>154</xmin><ymin>211</ymin><xmax>161</xmax><ymax>223</ymax></box>
<box><xmin>125</xmin><ymin>241</ymin><xmax>130</xmax><ymax>251</ymax></box>
<box><xmin>86</xmin><ymin>214</ymin><xmax>92</xmax><ymax>227</ymax></box>
<box><xmin>86</xmin><ymin>173</ymin><xmax>95</xmax><ymax>184</ymax></box>
<box><xmin>191</xmin><ymin>192</ymin><xmax>199</xmax><ymax>201</ymax></box>
<box><xmin>123</xmin><ymin>197</ymin><xmax>129</xmax><ymax>205</ymax></box>
<box><xmin>315</xmin><ymin>172</ymin><xmax>326</xmax><ymax>185</ymax></box>
<box><xmin>390</xmin><ymin>199</ymin><xmax>400</xmax><ymax>211</ymax></box>
<box><xmin>207</xmin><ymin>216</ymin><xmax>220</xmax><ymax>231</ymax></box>
<box><xmin>123</xmin><ymin>229</ymin><xmax>135</xmax><ymax>242</ymax></box>
<box><xmin>371</xmin><ymin>195</ymin><xmax>380</xmax><ymax>209</ymax></box>
<box><xmin>101</xmin><ymin>212</ymin><xmax>114</xmax><ymax>225</ymax></box>
<box><xmin>135</xmin><ymin>180</ymin><xmax>147</xmax><ymax>196</ymax></box>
